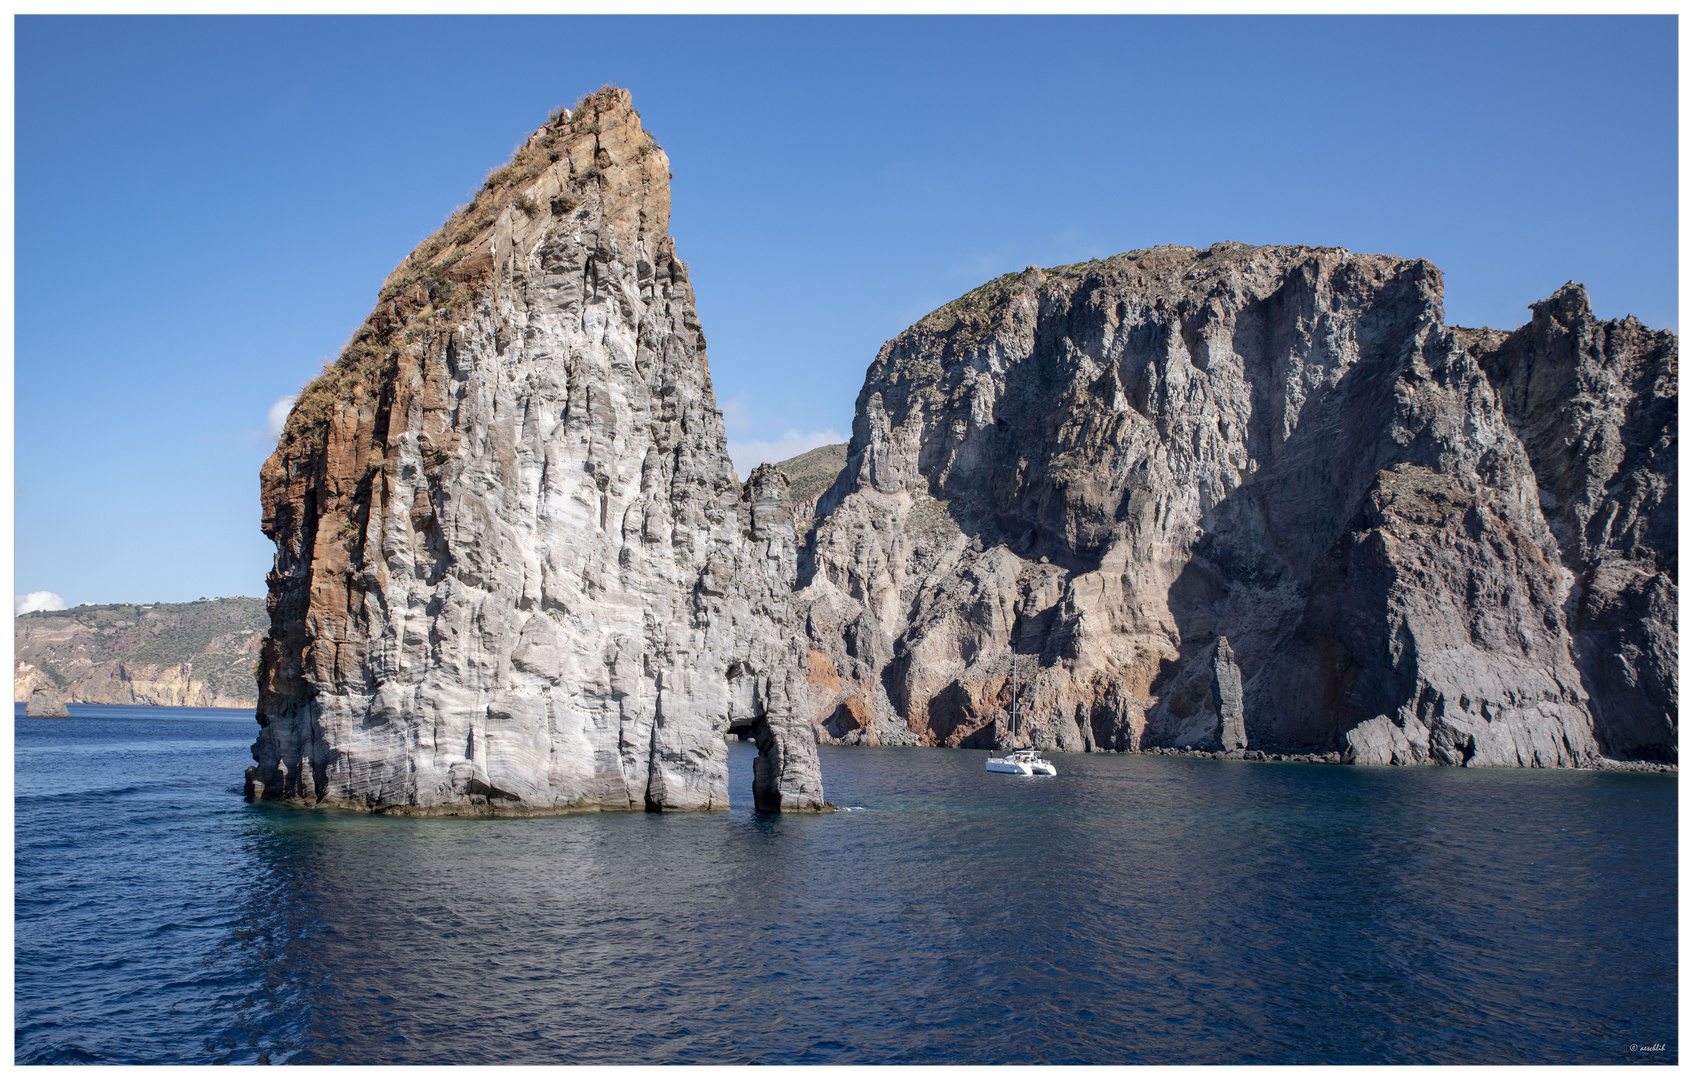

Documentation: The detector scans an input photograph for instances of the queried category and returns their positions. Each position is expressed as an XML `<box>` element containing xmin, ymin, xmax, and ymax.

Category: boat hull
<box><xmin>985</xmin><ymin>757</ymin><xmax>1057</xmax><ymax>776</ymax></box>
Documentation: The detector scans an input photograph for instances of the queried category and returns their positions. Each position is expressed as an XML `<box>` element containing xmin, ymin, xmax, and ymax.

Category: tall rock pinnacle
<box><xmin>249</xmin><ymin>88</ymin><xmax>826</xmax><ymax>813</ymax></box>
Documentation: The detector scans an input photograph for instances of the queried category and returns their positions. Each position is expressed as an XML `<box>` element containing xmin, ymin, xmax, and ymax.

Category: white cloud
<box><xmin>15</xmin><ymin>592</ymin><xmax>66</xmax><ymax>616</ymax></box>
<box><xmin>727</xmin><ymin>429</ymin><xmax>846</xmax><ymax>481</ymax></box>
<box><xmin>266</xmin><ymin>395</ymin><xmax>298</xmax><ymax>439</ymax></box>
<box><xmin>719</xmin><ymin>394</ymin><xmax>752</xmax><ymax>432</ymax></box>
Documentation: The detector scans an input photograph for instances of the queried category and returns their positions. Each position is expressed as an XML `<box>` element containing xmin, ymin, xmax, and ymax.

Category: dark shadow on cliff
<box><xmin>1148</xmin><ymin>261</ymin><xmax>1443</xmax><ymax>753</ymax></box>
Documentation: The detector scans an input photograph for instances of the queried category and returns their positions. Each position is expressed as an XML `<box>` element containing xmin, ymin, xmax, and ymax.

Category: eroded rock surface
<box><xmin>250</xmin><ymin>89</ymin><xmax>825</xmax><ymax>813</ymax></box>
<box><xmin>1477</xmin><ymin>287</ymin><xmax>1677</xmax><ymax>761</ymax></box>
<box><xmin>1210</xmin><ymin>637</ymin><xmax>1246</xmax><ymax>753</ymax></box>
<box><xmin>25</xmin><ymin>685</ymin><xmax>69</xmax><ymax>718</ymax></box>
<box><xmin>799</xmin><ymin>244</ymin><xmax>1675</xmax><ymax>766</ymax></box>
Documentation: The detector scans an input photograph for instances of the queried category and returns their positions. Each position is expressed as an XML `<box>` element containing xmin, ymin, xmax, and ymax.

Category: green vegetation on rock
<box><xmin>14</xmin><ymin>597</ymin><xmax>268</xmax><ymax>709</ymax></box>
<box><xmin>772</xmin><ymin>442</ymin><xmax>848</xmax><ymax>507</ymax></box>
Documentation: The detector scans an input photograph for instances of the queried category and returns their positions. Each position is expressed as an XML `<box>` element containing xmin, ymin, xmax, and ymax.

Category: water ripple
<box><xmin>13</xmin><ymin>709</ymin><xmax>1679</xmax><ymax>1064</ymax></box>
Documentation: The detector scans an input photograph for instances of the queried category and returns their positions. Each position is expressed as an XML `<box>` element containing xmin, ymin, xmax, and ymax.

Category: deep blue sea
<box><xmin>14</xmin><ymin>704</ymin><xmax>1678</xmax><ymax>1064</ymax></box>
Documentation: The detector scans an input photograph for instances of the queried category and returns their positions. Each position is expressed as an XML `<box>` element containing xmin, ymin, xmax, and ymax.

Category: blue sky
<box><xmin>14</xmin><ymin>15</ymin><xmax>1678</xmax><ymax>609</ymax></box>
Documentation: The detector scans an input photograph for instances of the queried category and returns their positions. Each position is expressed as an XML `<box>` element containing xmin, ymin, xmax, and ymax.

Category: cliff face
<box><xmin>251</xmin><ymin>88</ymin><xmax>825</xmax><ymax>813</ymax></box>
<box><xmin>1477</xmin><ymin>289</ymin><xmax>1677</xmax><ymax>760</ymax></box>
<box><xmin>799</xmin><ymin>244</ymin><xmax>1675</xmax><ymax>765</ymax></box>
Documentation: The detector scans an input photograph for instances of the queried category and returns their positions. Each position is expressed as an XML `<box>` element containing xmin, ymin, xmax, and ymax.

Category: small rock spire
<box><xmin>1212</xmin><ymin>636</ymin><xmax>1246</xmax><ymax>752</ymax></box>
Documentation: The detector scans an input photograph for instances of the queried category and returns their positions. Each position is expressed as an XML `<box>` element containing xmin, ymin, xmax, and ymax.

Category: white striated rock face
<box><xmin>798</xmin><ymin>244</ymin><xmax>1675</xmax><ymax>766</ymax></box>
<box><xmin>249</xmin><ymin>89</ymin><xmax>825</xmax><ymax>813</ymax></box>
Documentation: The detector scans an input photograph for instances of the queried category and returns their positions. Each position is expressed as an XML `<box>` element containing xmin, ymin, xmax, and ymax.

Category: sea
<box><xmin>14</xmin><ymin>704</ymin><xmax>1678</xmax><ymax>1065</ymax></box>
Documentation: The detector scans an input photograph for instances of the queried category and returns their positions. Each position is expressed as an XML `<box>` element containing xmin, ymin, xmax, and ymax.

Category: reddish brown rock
<box><xmin>250</xmin><ymin>89</ymin><xmax>825</xmax><ymax>813</ymax></box>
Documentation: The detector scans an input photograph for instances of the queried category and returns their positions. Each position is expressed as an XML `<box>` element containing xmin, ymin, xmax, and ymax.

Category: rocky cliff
<box><xmin>775</xmin><ymin>441</ymin><xmax>849</xmax><ymax>532</ymax></box>
<box><xmin>25</xmin><ymin>685</ymin><xmax>69</xmax><ymax>718</ymax></box>
<box><xmin>251</xmin><ymin>88</ymin><xmax>825</xmax><ymax>813</ymax></box>
<box><xmin>798</xmin><ymin>244</ymin><xmax>1675</xmax><ymax>766</ymax></box>
<box><xmin>15</xmin><ymin>598</ymin><xmax>267</xmax><ymax>709</ymax></box>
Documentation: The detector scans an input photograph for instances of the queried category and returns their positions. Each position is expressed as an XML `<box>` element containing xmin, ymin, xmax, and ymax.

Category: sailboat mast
<box><xmin>1011</xmin><ymin>652</ymin><xmax>1017</xmax><ymax>746</ymax></box>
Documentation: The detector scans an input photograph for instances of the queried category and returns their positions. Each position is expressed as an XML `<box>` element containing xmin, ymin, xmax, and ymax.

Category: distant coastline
<box><xmin>14</xmin><ymin>598</ymin><xmax>265</xmax><ymax>710</ymax></box>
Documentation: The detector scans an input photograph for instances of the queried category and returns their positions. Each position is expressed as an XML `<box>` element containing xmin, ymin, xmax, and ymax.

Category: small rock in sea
<box><xmin>26</xmin><ymin>686</ymin><xmax>69</xmax><ymax>718</ymax></box>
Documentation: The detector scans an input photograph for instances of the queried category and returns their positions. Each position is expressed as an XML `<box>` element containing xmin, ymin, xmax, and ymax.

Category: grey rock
<box><xmin>1274</xmin><ymin>465</ymin><xmax>1596</xmax><ymax>767</ymax></box>
<box><xmin>1210</xmin><ymin>636</ymin><xmax>1246</xmax><ymax>752</ymax></box>
<box><xmin>1476</xmin><ymin>286</ymin><xmax>1677</xmax><ymax>762</ymax></box>
<box><xmin>25</xmin><ymin>685</ymin><xmax>69</xmax><ymax>718</ymax></box>
<box><xmin>1342</xmin><ymin>715</ymin><xmax>1424</xmax><ymax>766</ymax></box>
<box><xmin>801</xmin><ymin>243</ymin><xmax>1674</xmax><ymax>767</ymax></box>
<box><xmin>248</xmin><ymin>89</ymin><xmax>825</xmax><ymax>813</ymax></box>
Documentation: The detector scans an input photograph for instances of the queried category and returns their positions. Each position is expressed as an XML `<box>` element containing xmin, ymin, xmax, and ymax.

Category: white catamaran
<box><xmin>986</xmin><ymin>653</ymin><xmax>1056</xmax><ymax>776</ymax></box>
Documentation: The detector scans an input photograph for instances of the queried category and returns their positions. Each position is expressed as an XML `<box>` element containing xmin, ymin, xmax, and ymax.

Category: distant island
<box><xmin>14</xmin><ymin>598</ymin><xmax>267</xmax><ymax>710</ymax></box>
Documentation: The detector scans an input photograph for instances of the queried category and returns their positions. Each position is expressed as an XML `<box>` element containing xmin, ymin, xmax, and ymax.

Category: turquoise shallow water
<box><xmin>14</xmin><ymin>704</ymin><xmax>1678</xmax><ymax>1064</ymax></box>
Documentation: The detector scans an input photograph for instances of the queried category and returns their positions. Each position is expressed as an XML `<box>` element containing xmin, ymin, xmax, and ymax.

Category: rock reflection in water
<box><xmin>14</xmin><ymin>708</ymin><xmax>1678</xmax><ymax>1065</ymax></box>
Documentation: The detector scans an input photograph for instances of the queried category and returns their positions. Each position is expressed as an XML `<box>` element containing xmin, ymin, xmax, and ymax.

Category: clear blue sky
<box><xmin>15</xmin><ymin>15</ymin><xmax>1677</xmax><ymax>608</ymax></box>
